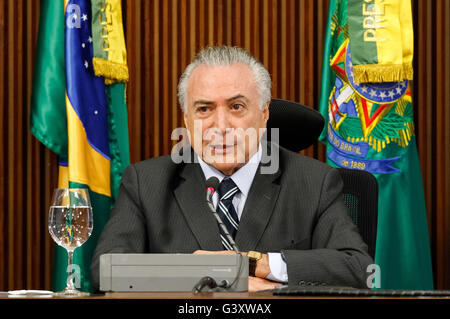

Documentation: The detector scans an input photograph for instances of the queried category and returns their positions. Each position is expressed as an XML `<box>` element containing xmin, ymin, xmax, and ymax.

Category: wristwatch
<box><xmin>247</xmin><ymin>251</ymin><xmax>263</xmax><ymax>276</ymax></box>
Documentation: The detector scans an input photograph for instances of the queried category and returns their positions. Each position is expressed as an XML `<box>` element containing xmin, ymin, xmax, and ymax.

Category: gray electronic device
<box><xmin>99</xmin><ymin>253</ymin><xmax>249</xmax><ymax>292</ymax></box>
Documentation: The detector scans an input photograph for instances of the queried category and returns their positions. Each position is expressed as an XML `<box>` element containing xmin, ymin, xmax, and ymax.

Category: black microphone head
<box><xmin>205</xmin><ymin>177</ymin><xmax>220</xmax><ymax>191</ymax></box>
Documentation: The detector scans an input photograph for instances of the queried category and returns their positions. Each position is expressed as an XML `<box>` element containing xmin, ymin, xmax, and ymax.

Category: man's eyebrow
<box><xmin>193</xmin><ymin>100</ymin><xmax>214</xmax><ymax>106</ymax></box>
<box><xmin>227</xmin><ymin>94</ymin><xmax>248</xmax><ymax>102</ymax></box>
<box><xmin>193</xmin><ymin>94</ymin><xmax>248</xmax><ymax>106</ymax></box>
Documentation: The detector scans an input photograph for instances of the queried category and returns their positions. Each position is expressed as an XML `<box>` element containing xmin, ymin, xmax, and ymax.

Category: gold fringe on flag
<box><xmin>93</xmin><ymin>58</ymin><xmax>129</xmax><ymax>84</ymax></box>
<box><xmin>353</xmin><ymin>63</ymin><xmax>413</xmax><ymax>84</ymax></box>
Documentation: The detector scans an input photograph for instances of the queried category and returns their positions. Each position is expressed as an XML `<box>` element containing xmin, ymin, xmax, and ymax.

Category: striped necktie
<box><xmin>217</xmin><ymin>178</ymin><xmax>240</xmax><ymax>250</ymax></box>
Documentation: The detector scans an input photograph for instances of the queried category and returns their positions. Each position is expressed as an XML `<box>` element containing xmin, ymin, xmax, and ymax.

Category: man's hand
<box><xmin>248</xmin><ymin>276</ymin><xmax>282</xmax><ymax>292</ymax></box>
<box><xmin>193</xmin><ymin>250</ymin><xmax>282</xmax><ymax>292</ymax></box>
<box><xmin>251</xmin><ymin>252</ymin><xmax>271</xmax><ymax>279</ymax></box>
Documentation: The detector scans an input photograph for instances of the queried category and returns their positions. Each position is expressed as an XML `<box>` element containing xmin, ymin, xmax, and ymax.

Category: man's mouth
<box><xmin>210</xmin><ymin>144</ymin><xmax>235</xmax><ymax>155</ymax></box>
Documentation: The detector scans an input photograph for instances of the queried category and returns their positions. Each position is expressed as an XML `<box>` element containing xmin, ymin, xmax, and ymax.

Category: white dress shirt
<box><xmin>197</xmin><ymin>146</ymin><xmax>288</xmax><ymax>283</ymax></box>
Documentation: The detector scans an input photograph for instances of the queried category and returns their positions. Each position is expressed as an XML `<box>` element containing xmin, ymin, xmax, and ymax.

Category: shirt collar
<box><xmin>197</xmin><ymin>145</ymin><xmax>262</xmax><ymax>197</ymax></box>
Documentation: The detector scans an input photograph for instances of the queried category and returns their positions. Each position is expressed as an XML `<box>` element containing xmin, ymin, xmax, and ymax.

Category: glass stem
<box><xmin>67</xmin><ymin>250</ymin><xmax>75</xmax><ymax>290</ymax></box>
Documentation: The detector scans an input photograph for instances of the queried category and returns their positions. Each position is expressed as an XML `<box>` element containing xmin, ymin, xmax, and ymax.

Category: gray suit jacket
<box><xmin>91</xmin><ymin>144</ymin><xmax>373</xmax><ymax>291</ymax></box>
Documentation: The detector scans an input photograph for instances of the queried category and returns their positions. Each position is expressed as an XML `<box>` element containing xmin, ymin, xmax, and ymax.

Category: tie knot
<box><xmin>218</xmin><ymin>178</ymin><xmax>239</xmax><ymax>201</ymax></box>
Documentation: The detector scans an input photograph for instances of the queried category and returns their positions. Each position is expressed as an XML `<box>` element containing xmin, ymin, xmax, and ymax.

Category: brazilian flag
<box><xmin>319</xmin><ymin>0</ymin><xmax>433</xmax><ymax>289</ymax></box>
<box><xmin>30</xmin><ymin>0</ymin><xmax>130</xmax><ymax>293</ymax></box>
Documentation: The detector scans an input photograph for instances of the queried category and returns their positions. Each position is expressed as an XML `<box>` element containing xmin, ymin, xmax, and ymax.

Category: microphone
<box><xmin>192</xmin><ymin>177</ymin><xmax>245</xmax><ymax>292</ymax></box>
<box><xmin>205</xmin><ymin>176</ymin><xmax>220</xmax><ymax>203</ymax></box>
<box><xmin>205</xmin><ymin>177</ymin><xmax>240</xmax><ymax>254</ymax></box>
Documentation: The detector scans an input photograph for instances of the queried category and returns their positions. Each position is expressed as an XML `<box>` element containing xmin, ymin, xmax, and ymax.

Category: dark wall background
<box><xmin>0</xmin><ymin>0</ymin><xmax>449</xmax><ymax>290</ymax></box>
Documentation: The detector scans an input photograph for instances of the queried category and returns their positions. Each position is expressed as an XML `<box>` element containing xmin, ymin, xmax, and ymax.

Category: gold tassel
<box><xmin>93</xmin><ymin>57</ymin><xmax>129</xmax><ymax>83</ymax></box>
<box><xmin>403</xmin><ymin>63</ymin><xmax>414</xmax><ymax>81</ymax></box>
<box><xmin>352</xmin><ymin>63</ymin><xmax>413</xmax><ymax>84</ymax></box>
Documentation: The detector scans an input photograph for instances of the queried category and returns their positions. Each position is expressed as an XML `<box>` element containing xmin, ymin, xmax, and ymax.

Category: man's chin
<box><xmin>210</xmin><ymin>162</ymin><xmax>244</xmax><ymax>176</ymax></box>
<box><xmin>203</xmin><ymin>156</ymin><xmax>246</xmax><ymax>176</ymax></box>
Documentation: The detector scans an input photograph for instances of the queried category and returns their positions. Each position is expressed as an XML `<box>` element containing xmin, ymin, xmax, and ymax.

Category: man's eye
<box><xmin>232</xmin><ymin>103</ymin><xmax>243</xmax><ymax>110</ymax></box>
<box><xmin>198</xmin><ymin>106</ymin><xmax>210</xmax><ymax>113</ymax></box>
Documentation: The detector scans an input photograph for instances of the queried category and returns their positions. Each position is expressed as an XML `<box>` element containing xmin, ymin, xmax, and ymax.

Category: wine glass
<box><xmin>48</xmin><ymin>188</ymin><xmax>93</xmax><ymax>296</ymax></box>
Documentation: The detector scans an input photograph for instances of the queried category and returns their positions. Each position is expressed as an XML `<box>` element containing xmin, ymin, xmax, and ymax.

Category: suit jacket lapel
<box><xmin>235</xmin><ymin>144</ymin><xmax>282</xmax><ymax>250</ymax></box>
<box><xmin>173</xmin><ymin>161</ymin><xmax>223</xmax><ymax>250</ymax></box>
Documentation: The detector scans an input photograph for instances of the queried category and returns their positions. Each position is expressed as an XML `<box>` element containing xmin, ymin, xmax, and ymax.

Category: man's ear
<box><xmin>263</xmin><ymin>100</ymin><xmax>270</xmax><ymax>124</ymax></box>
<box><xmin>183</xmin><ymin>111</ymin><xmax>189</xmax><ymax>129</ymax></box>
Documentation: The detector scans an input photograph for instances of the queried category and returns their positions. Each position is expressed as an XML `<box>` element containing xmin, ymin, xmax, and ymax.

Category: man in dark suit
<box><xmin>91</xmin><ymin>46</ymin><xmax>373</xmax><ymax>292</ymax></box>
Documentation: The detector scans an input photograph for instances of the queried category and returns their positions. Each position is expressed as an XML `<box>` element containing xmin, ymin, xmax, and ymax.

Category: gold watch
<box><xmin>247</xmin><ymin>251</ymin><xmax>263</xmax><ymax>276</ymax></box>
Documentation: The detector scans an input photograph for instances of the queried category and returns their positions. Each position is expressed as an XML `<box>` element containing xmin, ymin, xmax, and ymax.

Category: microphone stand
<box><xmin>192</xmin><ymin>187</ymin><xmax>246</xmax><ymax>292</ymax></box>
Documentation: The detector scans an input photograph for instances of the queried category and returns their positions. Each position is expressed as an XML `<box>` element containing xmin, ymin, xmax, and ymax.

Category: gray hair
<box><xmin>177</xmin><ymin>46</ymin><xmax>272</xmax><ymax>113</ymax></box>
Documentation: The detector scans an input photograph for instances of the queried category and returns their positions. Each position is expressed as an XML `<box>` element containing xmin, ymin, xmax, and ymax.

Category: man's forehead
<box><xmin>187</xmin><ymin>63</ymin><xmax>257</xmax><ymax>99</ymax></box>
<box><xmin>189</xmin><ymin>64</ymin><xmax>254</xmax><ymax>85</ymax></box>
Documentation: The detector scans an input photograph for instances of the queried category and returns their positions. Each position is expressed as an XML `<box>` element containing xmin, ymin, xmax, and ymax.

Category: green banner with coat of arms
<box><xmin>319</xmin><ymin>0</ymin><xmax>433</xmax><ymax>289</ymax></box>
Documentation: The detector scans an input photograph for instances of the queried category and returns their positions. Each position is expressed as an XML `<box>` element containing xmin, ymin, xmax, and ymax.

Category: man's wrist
<box><xmin>255</xmin><ymin>253</ymin><xmax>270</xmax><ymax>278</ymax></box>
<box><xmin>246</xmin><ymin>251</ymin><xmax>270</xmax><ymax>278</ymax></box>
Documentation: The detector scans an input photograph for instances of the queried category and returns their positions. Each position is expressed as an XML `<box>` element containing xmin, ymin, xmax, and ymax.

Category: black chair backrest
<box><xmin>338</xmin><ymin>168</ymin><xmax>378</xmax><ymax>259</ymax></box>
<box><xmin>267</xmin><ymin>98</ymin><xmax>324</xmax><ymax>153</ymax></box>
<box><xmin>267</xmin><ymin>98</ymin><xmax>378</xmax><ymax>259</ymax></box>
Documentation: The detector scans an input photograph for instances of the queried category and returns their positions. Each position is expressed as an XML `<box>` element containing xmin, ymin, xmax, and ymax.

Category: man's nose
<box><xmin>213</xmin><ymin>106</ymin><xmax>232</xmax><ymax>133</ymax></box>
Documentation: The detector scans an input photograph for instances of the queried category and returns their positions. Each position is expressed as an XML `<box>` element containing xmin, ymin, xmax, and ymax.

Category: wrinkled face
<box><xmin>184</xmin><ymin>63</ymin><xmax>269</xmax><ymax>175</ymax></box>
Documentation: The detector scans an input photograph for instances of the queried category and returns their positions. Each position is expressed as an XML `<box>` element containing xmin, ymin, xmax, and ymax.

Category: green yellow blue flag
<box><xmin>319</xmin><ymin>0</ymin><xmax>433</xmax><ymax>289</ymax></box>
<box><xmin>30</xmin><ymin>0</ymin><xmax>130</xmax><ymax>292</ymax></box>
